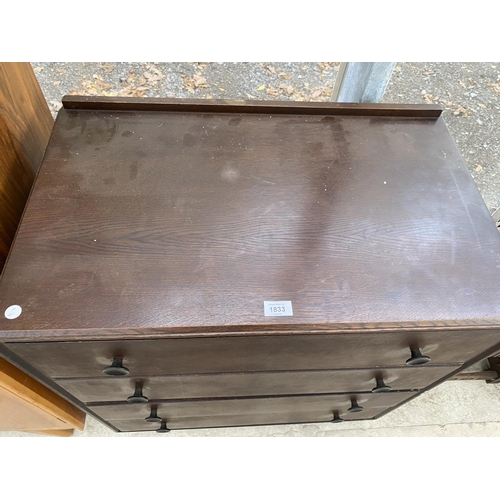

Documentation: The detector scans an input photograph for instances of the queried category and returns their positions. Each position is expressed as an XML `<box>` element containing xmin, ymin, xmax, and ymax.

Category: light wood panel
<box><xmin>0</xmin><ymin>357</ymin><xmax>85</xmax><ymax>433</ymax></box>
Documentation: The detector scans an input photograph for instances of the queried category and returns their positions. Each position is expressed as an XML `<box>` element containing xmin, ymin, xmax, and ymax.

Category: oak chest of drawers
<box><xmin>1</xmin><ymin>96</ymin><xmax>500</xmax><ymax>433</ymax></box>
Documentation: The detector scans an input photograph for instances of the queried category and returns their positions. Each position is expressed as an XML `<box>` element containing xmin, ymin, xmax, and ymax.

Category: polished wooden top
<box><xmin>0</xmin><ymin>98</ymin><xmax>499</xmax><ymax>340</ymax></box>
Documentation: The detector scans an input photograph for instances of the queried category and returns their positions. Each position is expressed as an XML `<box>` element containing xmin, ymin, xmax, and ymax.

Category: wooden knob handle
<box><xmin>371</xmin><ymin>377</ymin><xmax>391</xmax><ymax>393</ymax></box>
<box><xmin>127</xmin><ymin>383</ymin><xmax>148</xmax><ymax>403</ymax></box>
<box><xmin>348</xmin><ymin>399</ymin><xmax>364</xmax><ymax>413</ymax></box>
<box><xmin>157</xmin><ymin>420</ymin><xmax>171</xmax><ymax>433</ymax></box>
<box><xmin>102</xmin><ymin>358</ymin><xmax>129</xmax><ymax>376</ymax></box>
<box><xmin>406</xmin><ymin>348</ymin><xmax>431</xmax><ymax>366</ymax></box>
<box><xmin>331</xmin><ymin>411</ymin><xmax>344</xmax><ymax>423</ymax></box>
<box><xmin>145</xmin><ymin>406</ymin><xmax>161</xmax><ymax>422</ymax></box>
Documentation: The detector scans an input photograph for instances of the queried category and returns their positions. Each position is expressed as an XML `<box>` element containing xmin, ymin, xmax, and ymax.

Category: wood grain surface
<box><xmin>0</xmin><ymin>63</ymin><xmax>53</xmax><ymax>271</ymax></box>
<box><xmin>31</xmin><ymin>428</ymin><xmax>75</xmax><ymax>436</ymax></box>
<box><xmin>0</xmin><ymin>102</ymin><xmax>499</xmax><ymax>339</ymax></box>
<box><xmin>57</xmin><ymin>365</ymin><xmax>455</xmax><ymax>403</ymax></box>
<box><xmin>110</xmin><ymin>410</ymin><xmax>383</xmax><ymax>432</ymax></box>
<box><xmin>89</xmin><ymin>391</ymin><xmax>413</xmax><ymax>424</ymax></box>
<box><xmin>1</xmin><ymin>98</ymin><xmax>499</xmax><ymax>432</ymax></box>
<box><xmin>8</xmin><ymin>332</ymin><xmax>499</xmax><ymax>378</ymax></box>
<box><xmin>0</xmin><ymin>356</ymin><xmax>85</xmax><ymax>432</ymax></box>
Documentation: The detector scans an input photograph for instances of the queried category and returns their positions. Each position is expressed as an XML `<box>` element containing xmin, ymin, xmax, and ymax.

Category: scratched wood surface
<box><xmin>0</xmin><ymin>99</ymin><xmax>499</xmax><ymax>338</ymax></box>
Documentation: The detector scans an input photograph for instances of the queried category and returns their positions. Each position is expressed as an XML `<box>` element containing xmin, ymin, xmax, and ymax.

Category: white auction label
<box><xmin>5</xmin><ymin>305</ymin><xmax>22</xmax><ymax>319</ymax></box>
<box><xmin>264</xmin><ymin>301</ymin><xmax>293</xmax><ymax>317</ymax></box>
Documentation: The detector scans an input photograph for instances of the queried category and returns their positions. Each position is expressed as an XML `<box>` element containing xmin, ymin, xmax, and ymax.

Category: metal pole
<box><xmin>331</xmin><ymin>62</ymin><xmax>397</xmax><ymax>103</ymax></box>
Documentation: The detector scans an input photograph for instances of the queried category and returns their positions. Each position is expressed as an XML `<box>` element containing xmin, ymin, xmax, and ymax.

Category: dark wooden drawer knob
<box><xmin>157</xmin><ymin>420</ymin><xmax>171</xmax><ymax>433</ymax></box>
<box><xmin>406</xmin><ymin>348</ymin><xmax>431</xmax><ymax>366</ymax></box>
<box><xmin>145</xmin><ymin>406</ymin><xmax>161</xmax><ymax>423</ymax></box>
<box><xmin>127</xmin><ymin>384</ymin><xmax>148</xmax><ymax>403</ymax></box>
<box><xmin>348</xmin><ymin>399</ymin><xmax>364</xmax><ymax>413</ymax></box>
<box><xmin>331</xmin><ymin>411</ymin><xmax>344</xmax><ymax>423</ymax></box>
<box><xmin>102</xmin><ymin>358</ymin><xmax>130</xmax><ymax>376</ymax></box>
<box><xmin>372</xmin><ymin>377</ymin><xmax>391</xmax><ymax>393</ymax></box>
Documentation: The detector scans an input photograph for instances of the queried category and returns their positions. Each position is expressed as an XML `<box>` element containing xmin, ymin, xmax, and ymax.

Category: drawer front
<box><xmin>90</xmin><ymin>391</ymin><xmax>413</xmax><ymax>430</ymax></box>
<box><xmin>110</xmin><ymin>409</ymin><xmax>385</xmax><ymax>432</ymax></box>
<box><xmin>58</xmin><ymin>366</ymin><xmax>456</xmax><ymax>403</ymax></box>
<box><xmin>7</xmin><ymin>331</ymin><xmax>500</xmax><ymax>378</ymax></box>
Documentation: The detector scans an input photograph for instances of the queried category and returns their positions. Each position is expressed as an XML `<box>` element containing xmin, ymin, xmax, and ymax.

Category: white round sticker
<box><xmin>5</xmin><ymin>305</ymin><xmax>22</xmax><ymax>319</ymax></box>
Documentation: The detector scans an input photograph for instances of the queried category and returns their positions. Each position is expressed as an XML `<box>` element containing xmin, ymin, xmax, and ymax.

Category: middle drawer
<box><xmin>57</xmin><ymin>365</ymin><xmax>456</xmax><ymax>403</ymax></box>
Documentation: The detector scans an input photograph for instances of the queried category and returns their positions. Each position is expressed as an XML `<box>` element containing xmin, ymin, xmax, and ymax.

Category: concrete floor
<box><xmin>2</xmin><ymin>62</ymin><xmax>500</xmax><ymax>438</ymax></box>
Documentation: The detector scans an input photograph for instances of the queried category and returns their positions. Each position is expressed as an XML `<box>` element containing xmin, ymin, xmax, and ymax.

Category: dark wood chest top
<box><xmin>1</xmin><ymin>97</ymin><xmax>499</xmax><ymax>341</ymax></box>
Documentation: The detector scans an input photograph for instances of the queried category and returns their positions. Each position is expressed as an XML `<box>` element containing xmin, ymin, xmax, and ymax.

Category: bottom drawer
<box><xmin>110</xmin><ymin>409</ymin><xmax>388</xmax><ymax>432</ymax></box>
<box><xmin>90</xmin><ymin>391</ymin><xmax>414</xmax><ymax>432</ymax></box>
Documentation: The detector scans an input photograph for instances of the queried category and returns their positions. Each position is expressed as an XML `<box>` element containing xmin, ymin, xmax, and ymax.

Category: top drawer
<box><xmin>7</xmin><ymin>329</ymin><xmax>500</xmax><ymax>378</ymax></box>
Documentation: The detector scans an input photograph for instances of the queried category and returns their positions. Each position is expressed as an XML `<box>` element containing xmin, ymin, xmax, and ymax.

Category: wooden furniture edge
<box><xmin>62</xmin><ymin>95</ymin><xmax>443</xmax><ymax>117</ymax></box>
<box><xmin>451</xmin><ymin>355</ymin><xmax>500</xmax><ymax>383</ymax></box>
<box><xmin>28</xmin><ymin>428</ymin><xmax>74</xmax><ymax>437</ymax></box>
<box><xmin>1</xmin><ymin>320</ymin><xmax>499</xmax><ymax>342</ymax></box>
<box><xmin>0</xmin><ymin>356</ymin><xmax>86</xmax><ymax>430</ymax></box>
<box><xmin>0</xmin><ymin>63</ymin><xmax>53</xmax><ymax>271</ymax></box>
<box><xmin>374</xmin><ymin>337</ymin><xmax>500</xmax><ymax>419</ymax></box>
